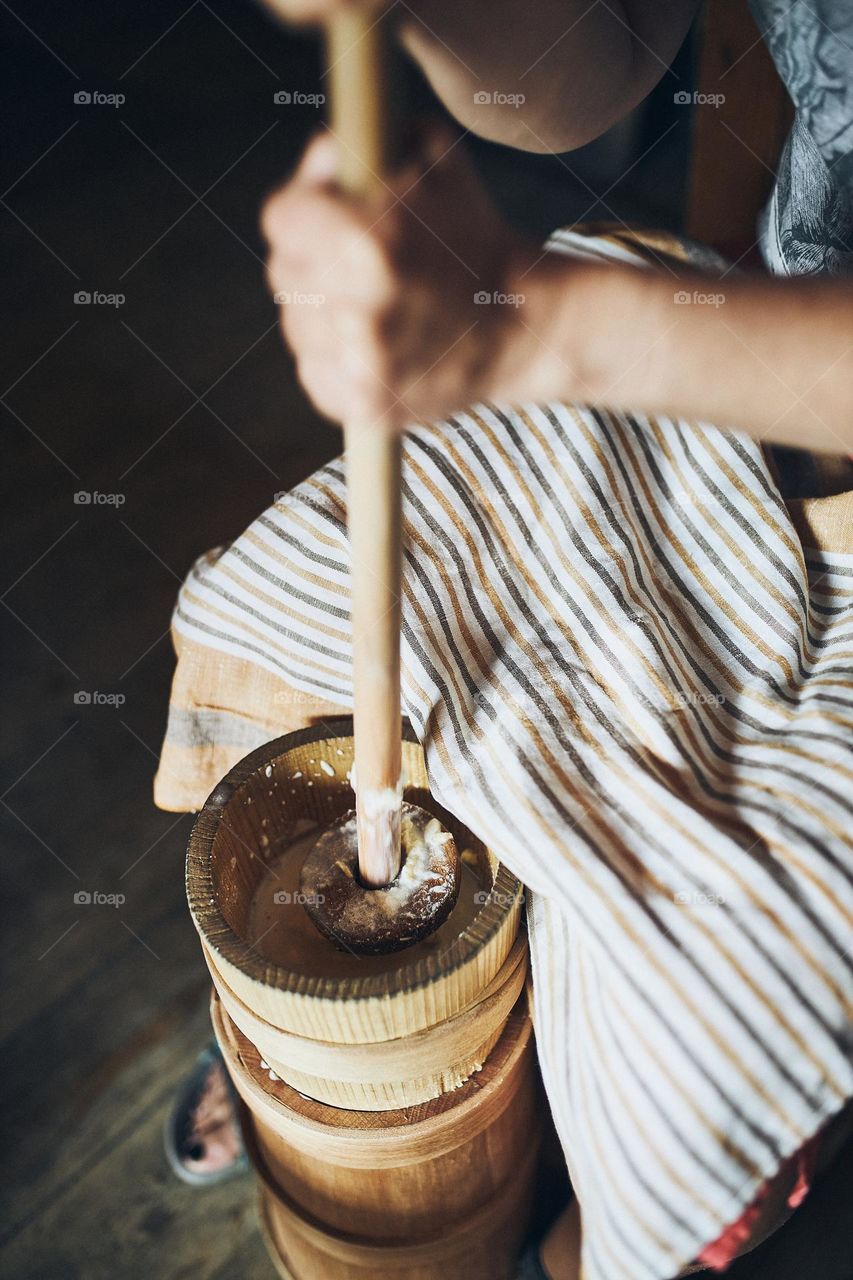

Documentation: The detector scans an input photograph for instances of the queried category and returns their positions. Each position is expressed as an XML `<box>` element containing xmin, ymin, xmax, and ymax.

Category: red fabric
<box><xmin>697</xmin><ymin>1134</ymin><xmax>822</xmax><ymax>1270</ymax></box>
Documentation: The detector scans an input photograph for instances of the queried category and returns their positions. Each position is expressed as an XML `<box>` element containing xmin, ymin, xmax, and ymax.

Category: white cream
<box><xmin>359</xmin><ymin>783</ymin><xmax>404</xmax><ymax>819</ymax></box>
<box><xmin>337</xmin><ymin>809</ymin><xmax>454</xmax><ymax>926</ymax></box>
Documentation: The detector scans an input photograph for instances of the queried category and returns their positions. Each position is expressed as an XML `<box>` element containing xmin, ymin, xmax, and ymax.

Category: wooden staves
<box><xmin>188</xmin><ymin>721</ymin><xmax>538</xmax><ymax>1274</ymax></box>
<box><xmin>213</xmin><ymin>988</ymin><xmax>541</xmax><ymax>1280</ymax></box>
<box><xmin>205</xmin><ymin>933</ymin><xmax>528</xmax><ymax>1110</ymax></box>
<box><xmin>186</xmin><ymin>719</ymin><xmax>525</xmax><ymax>1109</ymax></box>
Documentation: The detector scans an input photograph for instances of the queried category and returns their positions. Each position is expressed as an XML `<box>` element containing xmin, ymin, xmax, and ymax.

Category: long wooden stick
<box><xmin>327</xmin><ymin>14</ymin><xmax>402</xmax><ymax>888</ymax></box>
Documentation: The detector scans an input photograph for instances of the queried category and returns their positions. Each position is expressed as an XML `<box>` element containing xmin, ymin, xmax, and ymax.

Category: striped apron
<box><xmin>155</xmin><ymin>229</ymin><xmax>853</xmax><ymax>1280</ymax></box>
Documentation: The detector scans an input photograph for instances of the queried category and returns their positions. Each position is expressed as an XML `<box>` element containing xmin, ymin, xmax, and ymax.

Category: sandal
<box><xmin>164</xmin><ymin>1043</ymin><xmax>249</xmax><ymax>1186</ymax></box>
<box><xmin>517</xmin><ymin>1245</ymin><xmax>551</xmax><ymax>1279</ymax></box>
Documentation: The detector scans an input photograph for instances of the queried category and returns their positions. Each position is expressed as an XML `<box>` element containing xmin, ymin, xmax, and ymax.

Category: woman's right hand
<box><xmin>260</xmin><ymin>0</ymin><xmax>384</xmax><ymax>25</ymax></box>
<box><xmin>262</xmin><ymin>130</ymin><xmax>546</xmax><ymax>431</ymax></box>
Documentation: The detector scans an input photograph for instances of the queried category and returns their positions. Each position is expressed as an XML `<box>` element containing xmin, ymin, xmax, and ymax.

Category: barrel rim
<box><xmin>187</xmin><ymin>717</ymin><xmax>522</xmax><ymax>1004</ymax></box>
<box><xmin>212</xmin><ymin>987</ymin><xmax>535</xmax><ymax>1157</ymax></box>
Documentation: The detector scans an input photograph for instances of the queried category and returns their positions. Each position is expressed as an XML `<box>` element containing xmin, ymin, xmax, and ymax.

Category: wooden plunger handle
<box><xmin>326</xmin><ymin>14</ymin><xmax>402</xmax><ymax>888</ymax></box>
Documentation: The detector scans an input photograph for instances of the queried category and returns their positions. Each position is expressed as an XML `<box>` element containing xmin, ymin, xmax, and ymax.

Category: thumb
<box><xmin>296</xmin><ymin>131</ymin><xmax>340</xmax><ymax>186</ymax></box>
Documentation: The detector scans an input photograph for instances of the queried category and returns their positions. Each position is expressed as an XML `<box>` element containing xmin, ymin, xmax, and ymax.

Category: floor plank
<box><xmin>8</xmin><ymin>4</ymin><xmax>845</xmax><ymax>1279</ymax></box>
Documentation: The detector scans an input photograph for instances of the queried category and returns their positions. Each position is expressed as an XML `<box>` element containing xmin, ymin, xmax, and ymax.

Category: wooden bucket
<box><xmin>212</xmin><ymin>988</ymin><xmax>541</xmax><ymax>1280</ymax></box>
<box><xmin>205</xmin><ymin>933</ymin><xmax>528</xmax><ymax>1110</ymax></box>
<box><xmin>187</xmin><ymin>719</ymin><xmax>525</xmax><ymax>1110</ymax></box>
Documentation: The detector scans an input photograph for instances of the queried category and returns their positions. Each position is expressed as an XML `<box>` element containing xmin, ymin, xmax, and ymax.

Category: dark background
<box><xmin>2</xmin><ymin>3</ymin><xmax>850</xmax><ymax>1278</ymax></box>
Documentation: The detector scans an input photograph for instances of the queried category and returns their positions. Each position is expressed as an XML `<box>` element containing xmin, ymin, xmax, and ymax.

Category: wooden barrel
<box><xmin>212</xmin><ymin>988</ymin><xmax>541</xmax><ymax>1279</ymax></box>
<box><xmin>187</xmin><ymin>719</ymin><xmax>525</xmax><ymax>1110</ymax></box>
<box><xmin>205</xmin><ymin>933</ymin><xmax>528</xmax><ymax>1110</ymax></box>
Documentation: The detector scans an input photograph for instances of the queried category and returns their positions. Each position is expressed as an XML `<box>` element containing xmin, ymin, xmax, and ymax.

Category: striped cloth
<box><xmin>155</xmin><ymin>229</ymin><xmax>853</xmax><ymax>1280</ymax></box>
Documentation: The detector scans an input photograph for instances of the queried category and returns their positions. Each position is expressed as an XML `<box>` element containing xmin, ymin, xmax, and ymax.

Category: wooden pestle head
<box><xmin>299</xmin><ymin>802</ymin><xmax>461</xmax><ymax>955</ymax></box>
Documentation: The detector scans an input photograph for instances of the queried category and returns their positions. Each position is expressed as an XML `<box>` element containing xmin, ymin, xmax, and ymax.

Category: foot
<box><xmin>518</xmin><ymin>1200</ymin><xmax>581</xmax><ymax>1280</ymax></box>
<box><xmin>517</xmin><ymin>1244</ymin><xmax>552</xmax><ymax>1279</ymax></box>
<box><xmin>164</xmin><ymin>1044</ymin><xmax>248</xmax><ymax>1185</ymax></box>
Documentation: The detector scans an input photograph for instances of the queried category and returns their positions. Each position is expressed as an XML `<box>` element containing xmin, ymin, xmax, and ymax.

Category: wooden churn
<box><xmin>186</xmin><ymin>719</ymin><xmax>542</xmax><ymax>1278</ymax></box>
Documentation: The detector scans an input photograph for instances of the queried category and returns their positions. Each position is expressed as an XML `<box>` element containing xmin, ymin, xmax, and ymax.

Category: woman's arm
<box><xmin>263</xmin><ymin>134</ymin><xmax>853</xmax><ymax>454</ymax></box>
<box><xmin>500</xmin><ymin>257</ymin><xmax>853</xmax><ymax>452</ymax></box>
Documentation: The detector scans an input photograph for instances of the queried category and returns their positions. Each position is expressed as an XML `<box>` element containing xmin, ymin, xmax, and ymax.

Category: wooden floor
<box><xmin>1</xmin><ymin>5</ymin><xmax>338</xmax><ymax>1276</ymax></box>
<box><xmin>2</xmin><ymin>4</ymin><xmax>850</xmax><ymax>1278</ymax></box>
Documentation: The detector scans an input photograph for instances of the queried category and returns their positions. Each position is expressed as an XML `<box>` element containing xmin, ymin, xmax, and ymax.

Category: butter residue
<box><xmin>323</xmin><ymin>806</ymin><xmax>456</xmax><ymax>933</ymax></box>
<box><xmin>367</xmin><ymin>812</ymin><xmax>453</xmax><ymax>917</ymax></box>
<box><xmin>359</xmin><ymin>782</ymin><xmax>404</xmax><ymax>820</ymax></box>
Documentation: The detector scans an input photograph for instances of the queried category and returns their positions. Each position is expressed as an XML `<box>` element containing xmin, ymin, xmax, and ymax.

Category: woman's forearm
<box><xmin>500</xmin><ymin>258</ymin><xmax>853</xmax><ymax>452</ymax></box>
<box><xmin>264</xmin><ymin>131</ymin><xmax>851</xmax><ymax>454</ymax></box>
<box><xmin>399</xmin><ymin>0</ymin><xmax>699</xmax><ymax>153</ymax></box>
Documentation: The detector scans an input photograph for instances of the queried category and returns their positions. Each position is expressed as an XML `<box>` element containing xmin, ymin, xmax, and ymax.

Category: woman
<box><xmin>162</xmin><ymin>3</ymin><xmax>853</xmax><ymax>1277</ymax></box>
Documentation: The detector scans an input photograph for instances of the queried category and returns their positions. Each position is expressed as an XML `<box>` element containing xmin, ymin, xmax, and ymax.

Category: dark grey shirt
<box><xmin>749</xmin><ymin>0</ymin><xmax>853</xmax><ymax>275</ymax></box>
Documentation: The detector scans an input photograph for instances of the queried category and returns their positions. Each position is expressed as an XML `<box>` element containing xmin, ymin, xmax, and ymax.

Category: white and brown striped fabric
<box><xmin>155</xmin><ymin>230</ymin><xmax>853</xmax><ymax>1280</ymax></box>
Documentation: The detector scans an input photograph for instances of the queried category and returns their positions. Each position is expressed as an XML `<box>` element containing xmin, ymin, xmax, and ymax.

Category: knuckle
<box><xmin>350</xmin><ymin>233</ymin><xmax>384</xmax><ymax>278</ymax></box>
<box><xmin>336</xmin><ymin>310</ymin><xmax>393</xmax><ymax>381</ymax></box>
<box><xmin>260</xmin><ymin>187</ymin><xmax>291</xmax><ymax>243</ymax></box>
<box><xmin>372</xmin><ymin>300</ymin><xmax>400</xmax><ymax>344</ymax></box>
<box><xmin>280</xmin><ymin>305</ymin><xmax>303</xmax><ymax>349</ymax></box>
<box><xmin>345</xmin><ymin>229</ymin><xmax>398</xmax><ymax>302</ymax></box>
<box><xmin>295</xmin><ymin>353</ymin><xmax>328</xmax><ymax>406</ymax></box>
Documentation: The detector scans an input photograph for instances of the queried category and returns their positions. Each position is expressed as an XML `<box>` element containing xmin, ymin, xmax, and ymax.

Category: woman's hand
<box><xmin>260</xmin><ymin>0</ymin><xmax>383</xmax><ymax>25</ymax></box>
<box><xmin>263</xmin><ymin>128</ymin><xmax>853</xmax><ymax>451</ymax></box>
<box><xmin>262</xmin><ymin>131</ymin><xmax>542</xmax><ymax>429</ymax></box>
